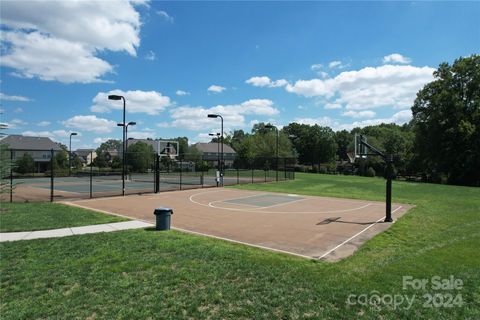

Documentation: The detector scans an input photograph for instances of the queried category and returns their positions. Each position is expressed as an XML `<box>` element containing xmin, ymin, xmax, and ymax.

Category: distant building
<box><xmin>0</xmin><ymin>134</ymin><xmax>62</xmax><ymax>172</ymax></box>
<box><xmin>192</xmin><ymin>142</ymin><xmax>236</xmax><ymax>167</ymax></box>
<box><xmin>74</xmin><ymin>149</ymin><xmax>97</xmax><ymax>166</ymax></box>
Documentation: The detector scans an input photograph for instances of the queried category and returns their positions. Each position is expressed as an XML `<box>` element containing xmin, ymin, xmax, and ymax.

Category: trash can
<box><xmin>154</xmin><ymin>207</ymin><xmax>173</xmax><ymax>231</ymax></box>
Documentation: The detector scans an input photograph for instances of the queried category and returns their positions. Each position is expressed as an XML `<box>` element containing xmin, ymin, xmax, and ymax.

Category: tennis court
<box><xmin>64</xmin><ymin>188</ymin><xmax>413</xmax><ymax>261</ymax></box>
<box><xmin>6</xmin><ymin>173</ymin><xmax>267</xmax><ymax>201</ymax></box>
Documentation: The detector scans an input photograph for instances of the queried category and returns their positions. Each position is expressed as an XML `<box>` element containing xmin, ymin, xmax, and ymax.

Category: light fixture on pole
<box><xmin>69</xmin><ymin>132</ymin><xmax>78</xmax><ymax>176</ymax></box>
<box><xmin>207</xmin><ymin>114</ymin><xmax>224</xmax><ymax>186</ymax></box>
<box><xmin>109</xmin><ymin>94</ymin><xmax>126</xmax><ymax>196</ymax></box>
<box><xmin>265</xmin><ymin>124</ymin><xmax>279</xmax><ymax>181</ymax></box>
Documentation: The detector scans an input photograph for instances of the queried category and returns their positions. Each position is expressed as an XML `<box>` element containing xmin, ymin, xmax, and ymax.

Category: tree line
<box><xmin>216</xmin><ymin>55</ymin><xmax>480</xmax><ymax>186</ymax></box>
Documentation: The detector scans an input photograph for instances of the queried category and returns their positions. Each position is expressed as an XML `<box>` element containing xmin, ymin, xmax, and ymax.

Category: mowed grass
<box><xmin>1</xmin><ymin>174</ymin><xmax>479</xmax><ymax>319</ymax></box>
<box><xmin>0</xmin><ymin>202</ymin><xmax>127</xmax><ymax>232</ymax></box>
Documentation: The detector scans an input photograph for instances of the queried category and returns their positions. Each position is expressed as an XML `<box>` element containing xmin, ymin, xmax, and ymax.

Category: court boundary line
<box><xmin>62</xmin><ymin>201</ymin><xmax>314</xmax><ymax>260</ymax></box>
<box><xmin>189</xmin><ymin>190</ymin><xmax>376</xmax><ymax>214</ymax></box>
<box><xmin>317</xmin><ymin>206</ymin><xmax>403</xmax><ymax>259</ymax></box>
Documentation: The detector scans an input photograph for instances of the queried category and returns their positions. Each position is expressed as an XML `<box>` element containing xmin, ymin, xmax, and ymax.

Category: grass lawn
<box><xmin>1</xmin><ymin>173</ymin><xmax>479</xmax><ymax>319</ymax></box>
<box><xmin>0</xmin><ymin>202</ymin><xmax>127</xmax><ymax>232</ymax></box>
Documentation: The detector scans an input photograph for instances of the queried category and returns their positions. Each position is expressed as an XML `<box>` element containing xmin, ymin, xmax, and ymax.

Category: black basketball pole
<box><xmin>357</xmin><ymin>136</ymin><xmax>394</xmax><ymax>222</ymax></box>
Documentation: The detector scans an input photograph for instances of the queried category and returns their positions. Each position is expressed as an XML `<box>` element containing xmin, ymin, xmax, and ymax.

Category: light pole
<box><xmin>124</xmin><ymin>122</ymin><xmax>136</xmax><ymax>175</ymax></box>
<box><xmin>209</xmin><ymin>132</ymin><xmax>220</xmax><ymax>187</ymax></box>
<box><xmin>265</xmin><ymin>124</ymin><xmax>279</xmax><ymax>181</ymax></box>
<box><xmin>69</xmin><ymin>132</ymin><xmax>77</xmax><ymax>176</ymax></box>
<box><xmin>207</xmin><ymin>114</ymin><xmax>223</xmax><ymax>186</ymax></box>
<box><xmin>109</xmin><ymin>94</ymin><xmax>126</xmax><ymax>195</ymax></box>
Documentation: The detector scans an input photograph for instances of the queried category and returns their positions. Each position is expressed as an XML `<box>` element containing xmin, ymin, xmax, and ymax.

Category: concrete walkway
<box><xmin>0</xmin><ymin>220</ymin><xmax>154</xmax><ymax>242</ymax></box>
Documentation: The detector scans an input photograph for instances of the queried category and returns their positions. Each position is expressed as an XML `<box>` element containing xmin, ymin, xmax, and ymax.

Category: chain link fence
<box><xmin>1</xmin><ymin>149</ymin><xmax>295</xmax><ymax>202</ymax></box>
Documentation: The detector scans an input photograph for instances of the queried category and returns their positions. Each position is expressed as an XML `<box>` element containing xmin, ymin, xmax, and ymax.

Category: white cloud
<box><xmin>128</xmin><ymin>131</ymin><xmax>156</xmax><ymax>139</ymax></box>
<box><xmin>194</xmin><ymin>133</ymin><xmax>213</xmax><ymax>143</ymax></box>
<box><xmin>13</xmin><ymin>108</ymin><xmax>23</xmax><ymax>113</ymax></box>
<box><xmin>310</xmin><ymin>64</ymin><xmax>323</xmax><ymax>70</ymax></box>
<box><xmin>63</xmin><ymin>115</ymin><xmax>117</xmax><ymax>133</ymax></box>
<box><xmin>328</xmin><ymin>60</ymin><xmax>343</xmax><ymax>69</ymax></box>
<box><xmin>94</xmin><ymin>137</ymin><xmax>114</xmax><ymax>144</ymax></box>
<box><xmin>383</xmin><ymin>53</ymin><xmax>411</xmax><ymax>64</ymax></box>
<box><xmin>1</xmin><ymin>31</ymin><xmax>114</xmax><ymax>83</ymax></box>
<box><xmin>176</xmin><ymin>90</ymin><xmax>190</xmax><ymax>96</ymax></box>
<box><xmin>4</xmin><ymin>118</ymin><xmax>28</xmax><ymax>128</ymax></box>
<box><xmin>294</xmin><ymin>109</ymin><xmax>412</xmax><ymax>132</ymax></box>
<box><xmin>342</xmin><ymin>110</ymin><xmax>376</xmax><ymax>118</ymax></box>
<box><xmin>21</xmin><ymin>129</ymin><xmax>79</xmax><ymax>140</ymax></box>
<box><xmin>286</xmin><ymin>64</ymin><xmax>434</xmax><ymax>110</ymax></box>
<box><xmin>207</xmin><ymin>85</ymin><xmax>226</xmax><ymax>93</ymax></box>
<box><xmin>145</xmin><ymin>50</ymin><xmax>156</xmax><ymax>61</ymax></box>
<box><xmin>37</xmin><ymin>121</ymin><xmax>50</xmax><ymax>127</ymax></box>
<box><xmin>245</xmin><ymin>76</ymin><xmax>288</xmax><ymax>88</ymax></box>
<box><xmin>91</xmin><ymin>90</ymin><xmax>172</xmax><ymax>115</ymax></box>
<box><xmin>165</xmin><ymin>99</ymin><xmax>279</xmax><ymax>131</ymax></box>
<box><xmin>0</xmin><ymin>92</ymin><xmax>31</xmax><ymax>102</ymax></box>
<box><xmin>324</xmin><ymin>103</ymin><xmax>342</xmax><ymax>110</ymax></box>
<box><xmin>157</xmin><ymin>10</ymin><xmax>174</xmax><ymax>23</ymax></box>
<box><xmin>1</xmin><ymin>0</ymin><xmax>142</xmax><ymax>83</ymax></box>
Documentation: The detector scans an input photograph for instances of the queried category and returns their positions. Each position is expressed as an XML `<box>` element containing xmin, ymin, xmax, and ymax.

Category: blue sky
<box><xmin>1</xmin><ymin>1</ymin><xmax>478</xmax><ymax>149</ymax></box>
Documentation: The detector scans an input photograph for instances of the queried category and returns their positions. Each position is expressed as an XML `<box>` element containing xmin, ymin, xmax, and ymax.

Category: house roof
<box><xmin>74</xmin><ymin>149</ymin><xmax>95</xmax><ymax>156</ymax></box>
<box><xmin>0</xmin><ymin>134</ymin><xmax>62</xmax><ymax>151</ymax></box>
<box><xmin>193</xmin><ymin>143</ymin><xmax>236</xmax><ymax>154</ymax></box>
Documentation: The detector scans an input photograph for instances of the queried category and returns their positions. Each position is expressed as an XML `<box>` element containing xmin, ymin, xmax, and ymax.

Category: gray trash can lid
<box><xmin>154</xmin><ymin>207</ymin><xmax>173</xmax><ymax>215</ymax></box>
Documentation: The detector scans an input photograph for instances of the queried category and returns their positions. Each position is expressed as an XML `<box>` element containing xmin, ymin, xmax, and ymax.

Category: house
<box><xmin>192</xmin><ymin>142</ymin><xmax>237</xmax><ymax>168</ymax></box>
<box><xmin>0</xmin><ymin>134</ymin><xmax>62</xmax><ymax>172</ymax></box>
<box><xmin>74</xmin><ymin>149</ymin><xmax>97</xmax><ymax>166</ymax></box>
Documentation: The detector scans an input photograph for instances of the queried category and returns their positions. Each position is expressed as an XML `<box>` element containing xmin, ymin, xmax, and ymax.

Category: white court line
<box><xmin>189</xmin><ymin>190</ymin><xmax>374</xmax><ymax>214</ymax></box>
<box><xmin>209</xmin><ymin>200</ymin><xmax>264</xmax><ymax>208</ymax></box>
<box><xmin>171</xmin><ymin>226</ymin><xmax>314</xmax><ymax>260</ymax></box>
<box><xmin>317</xmin><ymin>206</ymin><xmax>403</xmax><ymax>259</ymax></box>
<box><xmin>62</xmin><ymin>201</ymin><xmax>313</xmax><ymax>260</ymax></box>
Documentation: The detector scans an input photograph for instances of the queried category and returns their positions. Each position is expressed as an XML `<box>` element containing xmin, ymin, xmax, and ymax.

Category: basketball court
<box><xmin>64</xmin><ymin>188</ymin><xmax>413</xmax><ymax>261</ymax></box>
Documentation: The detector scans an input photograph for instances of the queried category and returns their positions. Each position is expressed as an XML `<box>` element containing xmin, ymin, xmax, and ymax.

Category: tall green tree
<box><xmin>15</xmin><ymin>153</ymin><xmax>35</xmax><ymax>174</ymax></box>
<box><xmin>412</xmin><ymin>55</ymin><xmax>480</xmax><ymax>186</ymax></box>
<box><xmin>126</xmin><ymin>142</ymin><xmax>155</xmax><ymax>172</ymax></box>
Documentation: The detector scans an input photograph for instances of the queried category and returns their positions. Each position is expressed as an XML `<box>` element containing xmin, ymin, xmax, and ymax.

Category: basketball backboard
<box><xmin>159</xmin><ymin>141</ymin><xmax>179</xmax><ymax>157</ymax></box>
<box><xmin>354</xmin><ymin>133</ymin><xmax>368</xmax><ymax>159</ymax></box>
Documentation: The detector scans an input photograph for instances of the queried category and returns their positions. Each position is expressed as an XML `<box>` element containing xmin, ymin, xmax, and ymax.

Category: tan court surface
<box><xmin>64</xmin><ymin>188</ymin><xmax>413</xmax><ymax>261</ymax></box>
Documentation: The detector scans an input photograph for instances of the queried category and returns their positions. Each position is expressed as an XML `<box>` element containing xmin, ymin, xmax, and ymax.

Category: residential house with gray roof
<box><xmin>0</xmin><ymin>134</ymin><xmax>62</xmax><ymax>172</ymax></box>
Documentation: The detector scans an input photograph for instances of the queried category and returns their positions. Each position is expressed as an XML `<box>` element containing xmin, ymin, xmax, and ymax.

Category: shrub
<box><xmin>366</xmin><ymin>167</ymin><xmax>376</xmax><ymax>177</ymax></box>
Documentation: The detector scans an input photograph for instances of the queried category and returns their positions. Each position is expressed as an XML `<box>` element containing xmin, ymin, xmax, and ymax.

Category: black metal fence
<box><xmin>1</xmin><ymin>149</ymin><xmax>295</xmax><ymax>202</ymax></box>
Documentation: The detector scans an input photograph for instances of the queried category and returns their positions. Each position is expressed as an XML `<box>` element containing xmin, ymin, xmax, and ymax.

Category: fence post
<box><xmin>237</xmin><ymin>167</ymin><xmax>239</xmax><ymax>184</ymax></box>
<box><xmin>10</xmin><ymin>150</ymin><xmax>13</xmax><ymax>202</ymax></box>
<box><xmin>50</xmin><ymin>149</ymin><xmax>54</xmax><ymax>202</ymax></box>
<box><xmin>89</xmin><ymin>151</ymin><xmax>93</xmax><ymax>198</ymax></box>
<box><xmin>284</xmin><ymin>158</ymin><xmax>287</xmax><ymax>180</ymax></box>
<box><xmin>155</xmin><ymin>154</ymin><xmax>160</xmax><ymax>193</ymax></box>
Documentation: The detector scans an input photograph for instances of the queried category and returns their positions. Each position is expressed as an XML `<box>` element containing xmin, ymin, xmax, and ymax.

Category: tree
<box><xmin>412</xmin><ymin>55</ymin><xmax>480</xmax><ymax>186</ymax></box>
<box><xmin>15</xmin><ymin>153</ymin><xmax>35</xmax><ymax>174</ymax></box>
<box><xmin>0</xmin><ymin>144</ymin><xmax>13</xmax><ymax>194</ymax></box>
<box><xmin>126</xmin><ymin>142</ymin><xmax>155</xmax><ymax>172</ymax></box>
<box><xmin>54</xmin><ymin>150</ymin><xmax>68</xmax><ymax>169</ymax></box>
<box><xmin>96</xmin><ymin>139</ymin><xmax>122</xmax><ymax>154</ymax></box>
<box><xmin>334</xmin><ymin>130</ymin><xmax>353</xmax><ymax>161</ymax></box>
